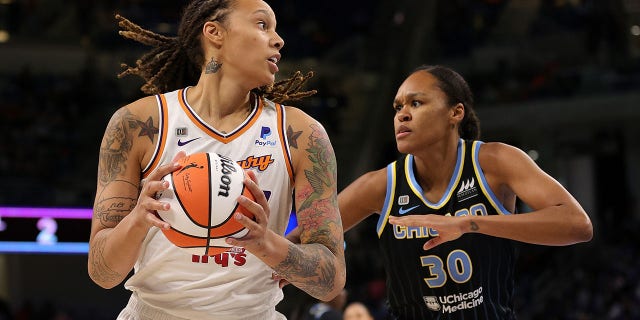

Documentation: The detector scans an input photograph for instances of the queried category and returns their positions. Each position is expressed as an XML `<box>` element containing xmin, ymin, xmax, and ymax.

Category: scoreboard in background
<box><xmin>0</xmin><ymin>207</ymin><xmax>92</xmax><ymax>254</ymax></box>
<box><xmin>0</xmin><ymin>207</ymin><xmax>299</xmax><ymax>254</ymax></box>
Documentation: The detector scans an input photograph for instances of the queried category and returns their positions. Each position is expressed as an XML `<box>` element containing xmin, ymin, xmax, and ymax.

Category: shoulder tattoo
<box><xmin>98</xmin><ymin>110</ymin><xmax>157</xmax><ymax>186</ymax></box>
<box><xmin>287</xmin><ymin>125</ymin><xmax>303</xmax><ymax>149</ymax></box>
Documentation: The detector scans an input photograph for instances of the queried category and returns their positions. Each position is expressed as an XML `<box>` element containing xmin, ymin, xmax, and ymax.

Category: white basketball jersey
<box><xmin>124</xmin><ymin>87</ymin><xmax>294</xmax><ymax>319</ymax></box>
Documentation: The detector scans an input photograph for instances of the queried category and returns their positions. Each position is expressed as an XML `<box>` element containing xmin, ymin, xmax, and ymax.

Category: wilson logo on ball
<box><xmin>217</xmin><ymin>155</ymin><xmax>237</xmax><ymax>197</ymax></box>
<box><xmin>156</xmin><ymin>152</ymin><xmax>255</xmax><ymax>256</ymax></box>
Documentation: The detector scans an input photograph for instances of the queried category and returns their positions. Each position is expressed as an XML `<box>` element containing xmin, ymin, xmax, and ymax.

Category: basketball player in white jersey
<box><xmin>87</xmin><ymin>1</ymin><xmax>345</xmax><ymax>319</ymax></box>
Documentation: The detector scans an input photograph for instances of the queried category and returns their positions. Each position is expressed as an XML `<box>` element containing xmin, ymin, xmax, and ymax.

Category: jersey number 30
<box><xmin>421</xmin><ymin>250</ymin><xmax>472</xmax><ymax>288</ymax></box>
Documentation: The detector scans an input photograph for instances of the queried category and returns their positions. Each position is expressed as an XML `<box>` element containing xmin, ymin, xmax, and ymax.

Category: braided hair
<box><xmin>116</xmin><ymin>0</ymin><xmax>316</xmax><ymax>103</ymax></box>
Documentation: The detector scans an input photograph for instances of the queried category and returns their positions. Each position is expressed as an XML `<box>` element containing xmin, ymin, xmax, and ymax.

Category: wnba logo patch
<box><xmin>398</xmin><ymin>195</ymin><xmax>410</xmax><ymax>205</ymax></box>
<box><xmin>176</xmin><ymin>127</ymin><xmax>188</xmax><ymax>136</ymax></box>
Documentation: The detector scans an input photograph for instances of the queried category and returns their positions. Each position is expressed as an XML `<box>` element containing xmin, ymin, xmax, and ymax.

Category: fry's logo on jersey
<box><xmin>424</xmin><ymin>286</ymin><xmax>484</xmax><ymax>314</ymax></box>
<box><xmin>191</xmin><ymin>248</ymin><xmax>247</xmax><ymax>267</ymax></box>
<box><xmin>237</xmin><ymin>155</ymin><xmax>274</xmax><ymax>171</ymax></box>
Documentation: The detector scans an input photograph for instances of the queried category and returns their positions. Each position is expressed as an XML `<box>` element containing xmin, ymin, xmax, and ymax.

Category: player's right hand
<box><xmin>135</xmin><ymin>151</ymin><xmax>185</xmax><ymax>230</ymax></box>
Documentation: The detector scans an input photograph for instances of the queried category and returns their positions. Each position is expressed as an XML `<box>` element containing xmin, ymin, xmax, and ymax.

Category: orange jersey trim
<box><xmin>276</xmin><ymin>103</ymin><xmax>294</xmax><ymax>184</ymax></box>
<box><xmin>178</xmin><ymin>88</ymin><xmax>263</xmax><ymax>144</ymax></box>
<box><xmin>142</xmin><ymin>93</ymin><xmax>169</xmax><ymax>178</ymax></box>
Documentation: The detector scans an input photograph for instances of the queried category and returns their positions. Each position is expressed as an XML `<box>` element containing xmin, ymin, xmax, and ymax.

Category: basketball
<box><xmin>156</xmin><ymin>152</ymin><xmax>255</xmax><ymax>256</ymax></box>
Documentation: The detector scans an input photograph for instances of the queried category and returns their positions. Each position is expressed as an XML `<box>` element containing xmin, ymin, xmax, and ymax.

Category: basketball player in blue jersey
<box><xmin>87</xmin><ymin>1</ymin><xmax>345</xmax><ymax>319</ymax></box>
<box><xmin>299</xmin><ymin>65</ymin><xmax>592</xmax><ymax>319</ymax></box>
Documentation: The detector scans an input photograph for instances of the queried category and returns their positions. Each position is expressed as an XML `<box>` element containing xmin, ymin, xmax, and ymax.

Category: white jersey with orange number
<box><xmin>122</xmin><ymin>87</ymin><xmax>293</xmax><ymax>320</ymax></box>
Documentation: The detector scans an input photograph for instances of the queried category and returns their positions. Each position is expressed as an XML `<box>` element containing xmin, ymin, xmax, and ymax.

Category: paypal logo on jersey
<box><xmin>256</xmin><ymin>126</ymin><xmax>277</xmax><ymax>147</ymax></box>
<box><xmin>260</xmin><ymin>126</ymin><xmax>272</xmax><ymax>139</ymax></box>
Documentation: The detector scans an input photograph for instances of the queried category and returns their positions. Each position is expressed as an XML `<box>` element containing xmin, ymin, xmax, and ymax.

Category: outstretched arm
<box><xmin>390</xmin><ymin>142</ymin><xmax>593</xmax><ymax>250</ymax></box>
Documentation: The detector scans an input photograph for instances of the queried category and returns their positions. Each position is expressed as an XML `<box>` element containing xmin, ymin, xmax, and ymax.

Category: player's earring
<box><xmin>205</xmin><ymin>57</ymin><xmax>222</xmax><ymax>74</ymax></box>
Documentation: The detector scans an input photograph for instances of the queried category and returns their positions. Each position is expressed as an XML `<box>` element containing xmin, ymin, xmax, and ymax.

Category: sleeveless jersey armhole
<box><xmin>141</xmin><ymin>93</ymin><xmax>168</xmax><ymax>178</ymax></box>
<box><xmin>276</xmin><ymin>103</ymin><xmax>294</xmax><ymax>184</ymax></box>
<box><xmin>471</xmin><ymin>141</ymin><xmax>511</xmax><ymax>215</ymax></box>
<box><xmin>377</xmin><ymin>161</ymin><xmax>397</xmax><ymax>237</ymax></box>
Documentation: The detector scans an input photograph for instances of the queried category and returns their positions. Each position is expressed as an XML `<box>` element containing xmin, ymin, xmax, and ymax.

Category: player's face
<box><xmin>220</xmin><ymin>0</ymin><xmax>284</xmax><ymax>88</ymax></box>
<box><xmin>393</xmin><ymin>71</ymin><xmax>455</xmax><ymax>154</ymax></box>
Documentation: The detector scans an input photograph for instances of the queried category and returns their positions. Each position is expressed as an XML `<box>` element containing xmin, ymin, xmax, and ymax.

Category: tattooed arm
<box><xmin>88</xmin><ymin>97</ymin><xmax>181</xmax><ymax>288</ymax></box>
<box><xmin>226</xmin><ymin>107</ymin><xmax>345</xmax><ymax>301</ymax></box>
<box><xmin>278</xmin><ymin>110</ymin><xmax>346</xmax><ymax>300</ymax></box>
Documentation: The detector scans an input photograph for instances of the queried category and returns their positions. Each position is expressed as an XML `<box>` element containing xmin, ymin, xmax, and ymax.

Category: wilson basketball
<box><xmin>156</xmin><ymin>152</ymin><xmax>255</xmax><ymax>256</ymax></box>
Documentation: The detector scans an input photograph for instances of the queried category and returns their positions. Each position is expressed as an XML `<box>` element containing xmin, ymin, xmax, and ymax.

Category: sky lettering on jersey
<box><xmin>393</xmin><ymin>202</ymin><xmax>488</xmax><ymax>240</ymax></box>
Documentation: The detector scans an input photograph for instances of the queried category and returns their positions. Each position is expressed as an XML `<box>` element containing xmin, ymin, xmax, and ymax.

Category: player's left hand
<box><xmin>225</xmin><ymin>170</ymin><xmax>275</xmax><ymax>254</ymax></box>
<box><xmin>388</xmin><ymin>214</ymin><xmax>467</xmax><ymax>251</ymax></box>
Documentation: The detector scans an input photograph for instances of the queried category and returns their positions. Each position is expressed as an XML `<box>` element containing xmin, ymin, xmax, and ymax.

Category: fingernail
<box><xmin>234</xmin><ymin>212</ymin><xmax>243</xmax><ymax>220</ymax></box>
<box><xmin>225</xmin><ymin>238</ymin><xmax>234</xmax><ymax>245</ymax></box>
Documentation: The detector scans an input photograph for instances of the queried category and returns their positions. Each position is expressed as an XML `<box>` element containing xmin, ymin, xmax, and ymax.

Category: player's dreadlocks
<box><xmin>115</xmin><ymin>0</ymin><xmax>316</xmax><ymax>104</ymax></box>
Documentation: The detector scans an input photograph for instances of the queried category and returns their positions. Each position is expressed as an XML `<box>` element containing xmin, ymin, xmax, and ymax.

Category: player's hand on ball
<box><xmin>135</xmin><ymin>151</ymin><xmax>186</xmax><ymax>230</ymax></box>
<box><xmin>225</xmin><ymin>170</ymin><xmax>273</xmax><ymax>253</ymax></box>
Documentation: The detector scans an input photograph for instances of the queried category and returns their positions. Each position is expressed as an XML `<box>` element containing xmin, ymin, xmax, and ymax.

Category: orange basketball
<box><xmin>156</xmin><ymin>152</ymin><xmax>255</xmax><ymax>256</ymax></box>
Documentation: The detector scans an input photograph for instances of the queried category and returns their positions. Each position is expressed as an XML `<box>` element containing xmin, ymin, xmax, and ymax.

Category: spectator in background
<box><xmin>343</xmin><ymin>302</ymin><xmax>373</xmax><ymax>320</ymax></box>
<box><xmin>305</xmin><ymin>289</ymin><xmax>348</xmax><ymax>320</ymax></box>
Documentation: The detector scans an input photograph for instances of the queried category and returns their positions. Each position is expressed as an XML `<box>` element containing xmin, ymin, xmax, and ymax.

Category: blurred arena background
<box><xmin>0</xmin><ymin>0</ymin><xmax>639</xmax><ymax>319</ymax></box>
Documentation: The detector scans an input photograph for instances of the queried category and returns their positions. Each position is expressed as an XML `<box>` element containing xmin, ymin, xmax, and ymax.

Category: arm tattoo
<box><xmin>298</xmin><ymin>124</ymin><xmax>337</xmax><ymax>212</ymax></box>
<box><xmin>89</xmin><ymin>234</ymin><xmax>122</xmax><ymax>283</ymax></box>
<box><xmin>98</xmin><ymin>110</ymin><xmax>156</xmax><ymax>186</ymax></box>
<box><xmin>99</xmin><ymin>109</ymin><xmax>134</xmax><ymax>186</ymax></box>
<box><xmin>135</xmin><ymin>116</ymin><xmax>159</xmax><ymax>142</ymax></box>
<box><xmin>287</xmin><ymin>125</ymin><xmax>303</xmax><ymax>149</ymax></box>
<box><xmin>94</xmin><ymin>180</ymin><xmax>138</xmax><ymax>228</ymax></box>
<box><xmin>89</xmin><ymin>109</ymin><xmax>154</xmax><ymax>285</ymax></box>
<box><xmin>277</xmin><ymin>123</ymin><xmax>342</xmax><ymax>298</ymax></box>
<box><xmin>470</xmin><ymin>221</ymin><xmax>479</xmax><ymax>231</ymax></box>
<box><xmin>277</xmin><ymin>243</ymin><xmax>336</xmax><ymax>298</ymax></box>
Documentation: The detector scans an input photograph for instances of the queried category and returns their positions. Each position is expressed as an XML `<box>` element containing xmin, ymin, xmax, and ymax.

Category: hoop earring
<box><xmin>205</xmin><ymin>57</ymin><xmax>222</xmax><ymax>74</ymax></box>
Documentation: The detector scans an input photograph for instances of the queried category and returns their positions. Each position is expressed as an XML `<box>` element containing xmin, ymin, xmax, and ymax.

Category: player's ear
<box><xmin>203</xmin><ymin>21</ymin><xmax>224</xmax><ymax>47</ymax></box>
<box><xmin>450</xmin><ymin>103</ymin><xmax>465</xmax><ymax>124</ymax></box>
